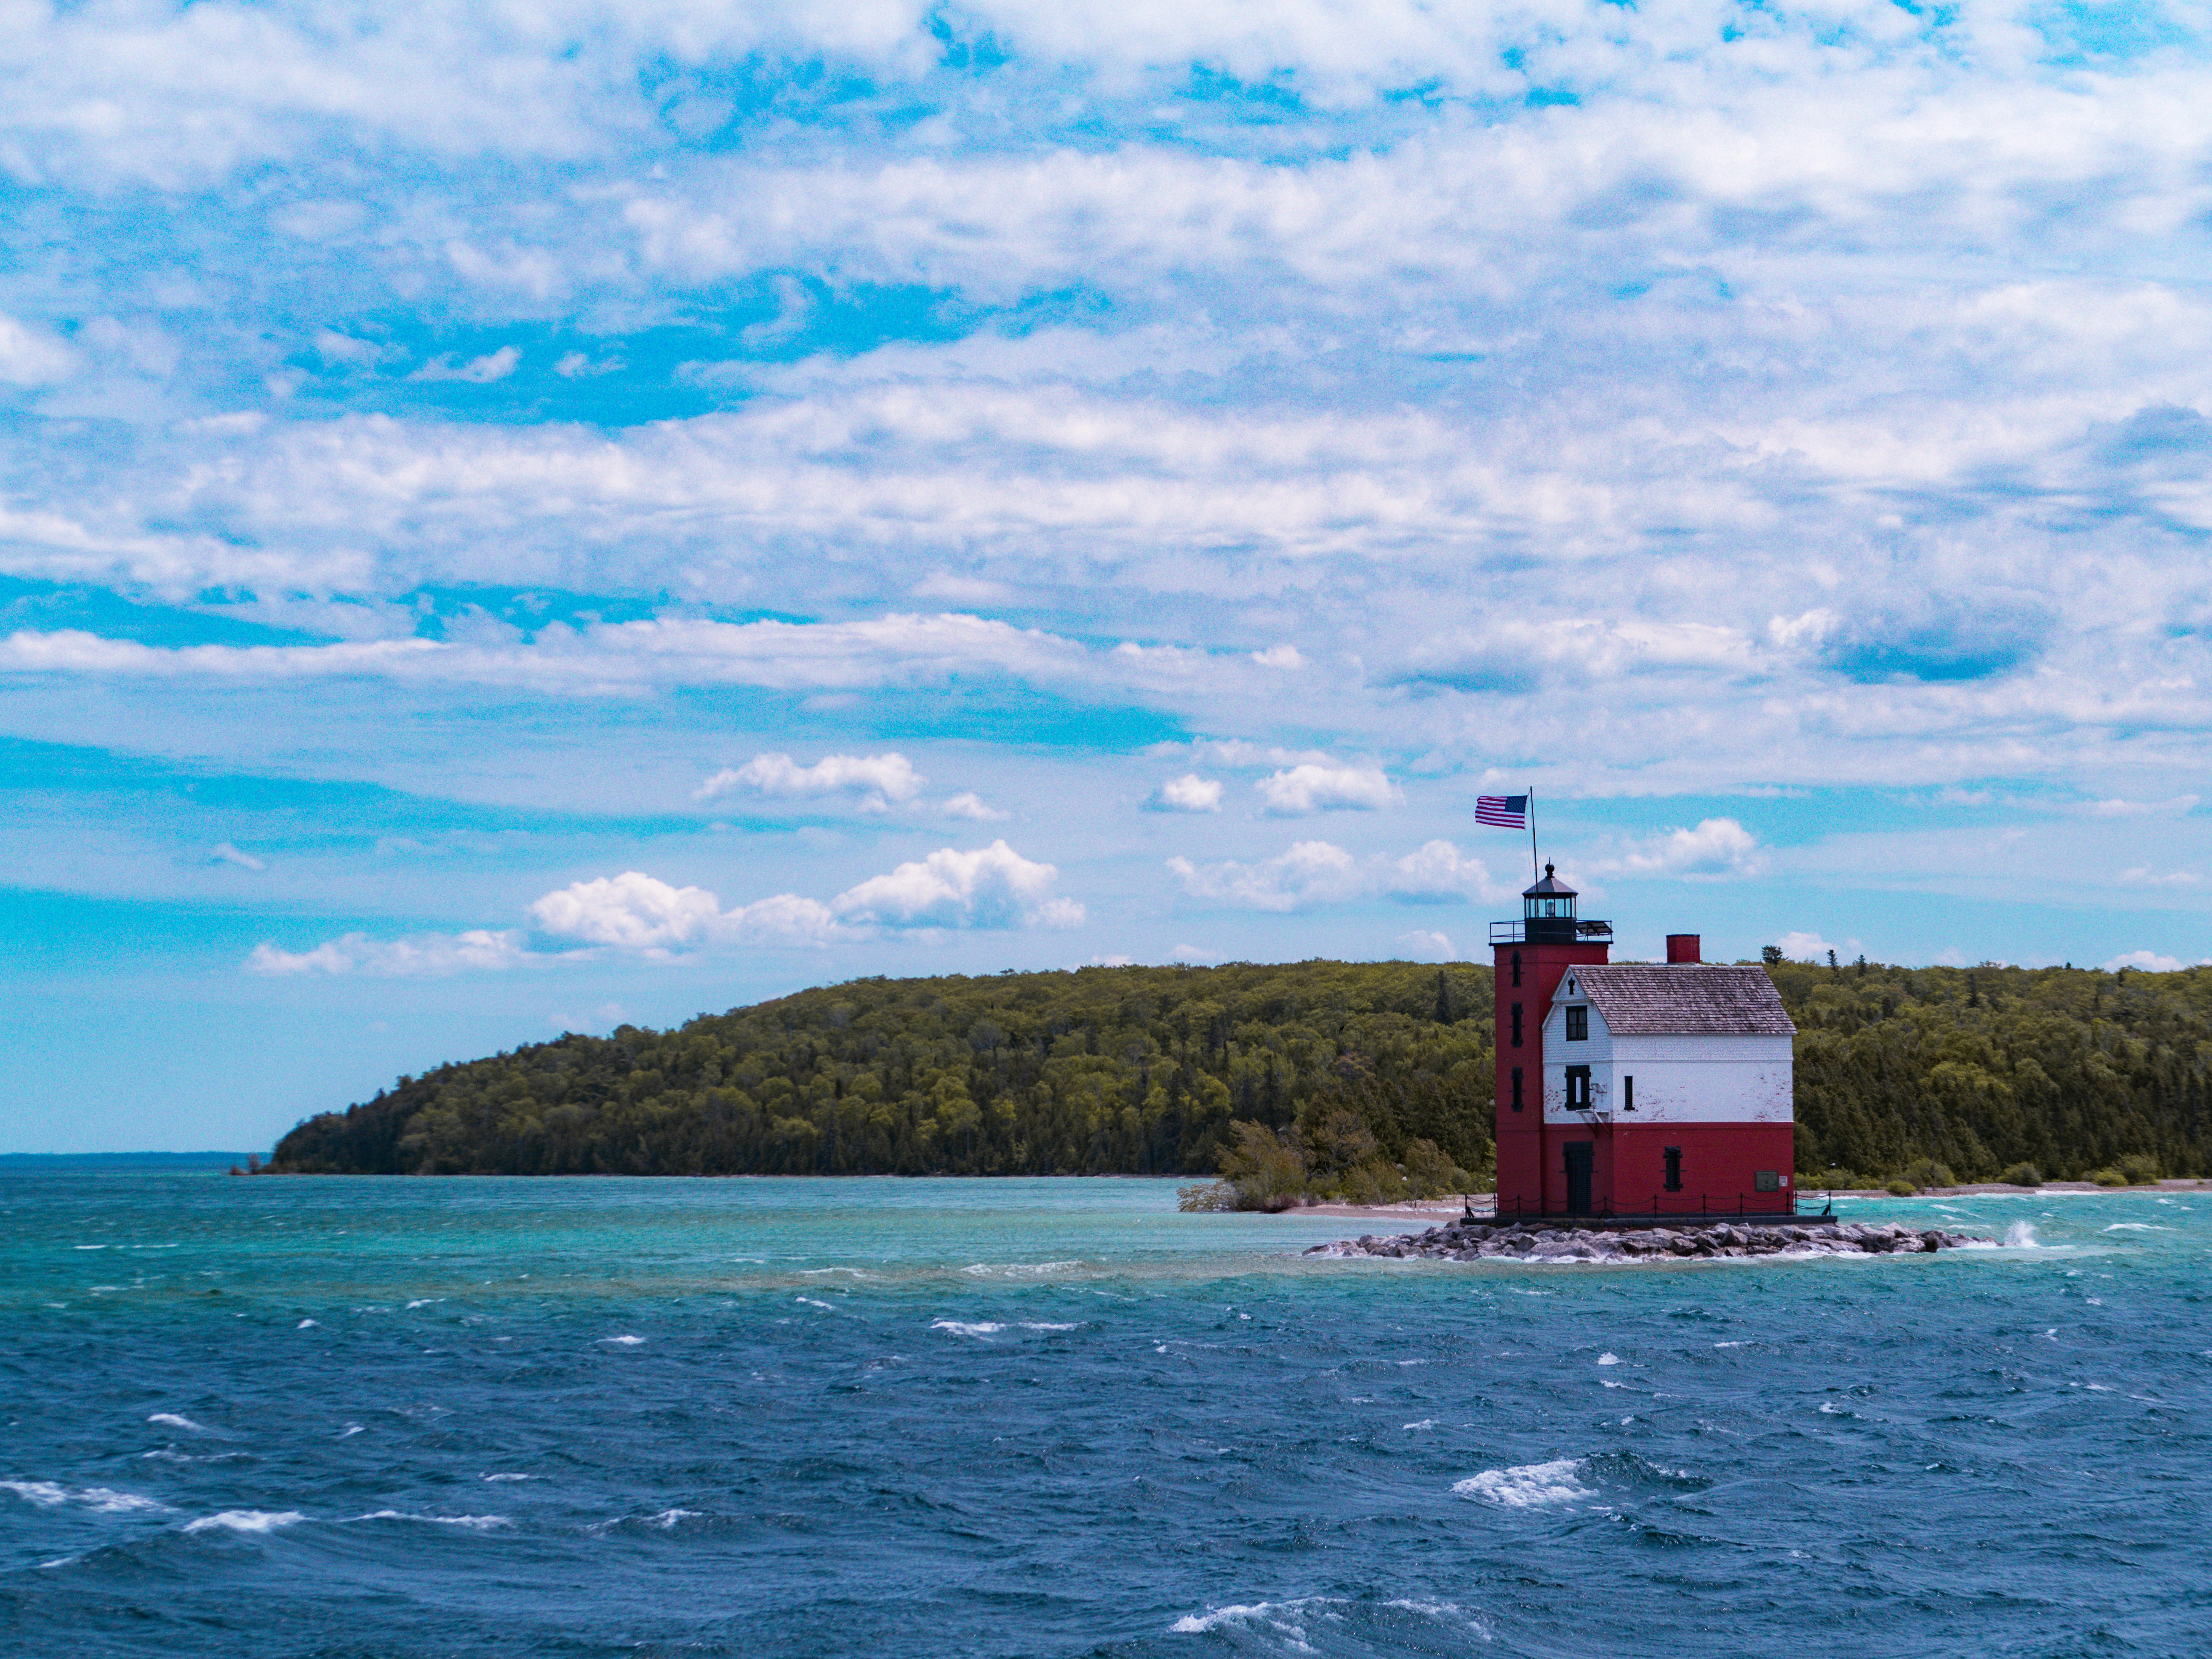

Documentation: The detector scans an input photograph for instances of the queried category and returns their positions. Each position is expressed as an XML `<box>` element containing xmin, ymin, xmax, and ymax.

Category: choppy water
<box><xmin>4</xmin><ymin>1169</ymin><xmax>2209</xmax><ymax>1658</ymax></box>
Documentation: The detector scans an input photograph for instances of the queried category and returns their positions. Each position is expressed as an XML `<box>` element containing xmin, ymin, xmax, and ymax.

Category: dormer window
<box><xmin>1564</xmin><ymin>1006</ymin><xmax>1588</xmax><ymax>1041</ymax></box>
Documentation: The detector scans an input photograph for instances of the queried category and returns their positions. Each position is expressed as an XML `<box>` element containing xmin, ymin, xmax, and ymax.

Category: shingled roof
<box><xmin>1566</xmin><ymin>964</ymin><xmax>1796</xmax><ymax>1036</ymax></box>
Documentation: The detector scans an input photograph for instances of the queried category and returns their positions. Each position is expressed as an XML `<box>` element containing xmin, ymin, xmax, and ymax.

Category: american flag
<box><xmin>1475</xmin><ymin>794</ymin><xmax>1528</xmax><ymax>829</ymax></box>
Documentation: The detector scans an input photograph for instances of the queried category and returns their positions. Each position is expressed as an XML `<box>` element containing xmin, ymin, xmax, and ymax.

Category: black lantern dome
<box><xmin>1489</xmin><ymin>862</ymin><xmax>1610</xmax><ymax>945</ymax></box>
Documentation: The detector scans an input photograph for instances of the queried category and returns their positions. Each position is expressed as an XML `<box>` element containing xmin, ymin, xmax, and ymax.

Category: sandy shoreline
<box><xmin>1274</xmin><ymin>1177</ymin><xmax>2212</xmax><ymax>1222</ymax></box>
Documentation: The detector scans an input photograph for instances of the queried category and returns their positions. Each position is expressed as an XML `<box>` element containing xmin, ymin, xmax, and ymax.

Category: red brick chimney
<box><xmin>1666</xmin><ymin>933</ymin><xmax>1701</xmax><ymax>964</ymax></box>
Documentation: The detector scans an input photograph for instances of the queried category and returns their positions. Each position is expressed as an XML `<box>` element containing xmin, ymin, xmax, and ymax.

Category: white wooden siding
<box><xmin>1543</xmin><ymin>991</ymin><xmax>1793</xmax><ymax>1124</ymax></box>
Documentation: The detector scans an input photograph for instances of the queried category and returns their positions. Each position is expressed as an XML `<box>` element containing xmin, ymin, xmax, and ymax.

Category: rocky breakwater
<box><xmin>1308</xmin><ymin>1218</ymin><xmax>1982</xmax><ymax>1263</ymax></box>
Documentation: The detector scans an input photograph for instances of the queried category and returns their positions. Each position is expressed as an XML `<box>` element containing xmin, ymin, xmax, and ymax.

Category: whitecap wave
<box><xmin>930</xmin><ymin>1319</ymin><xmax>1004</xmax><ymax>1337</ymax></box>
<box><xmin>1596</xmin><ymin>1352</ymin><xmax>1621</xmax><ymax>1365</ymax></box>
<box><xmin>352</xmin><ymin>1510</ymin><xmax>508</xmax><ymax>1529</ymax></box>
<box><xmin>1</xmin><ymin>1480</ymin><xmax>167</xmax><ymax>1515</ymax></box>
<box><xmin>1452</xmin><ymin>1458</ymin><xmax>1596</xmax><ymax>1507</ymax></box>
<box><xmin>1170</xmin><ymin>1597</ymin><xmax>1487</xmax><ymax>1644</ymax></box>
<box><xmin>1383</xmin><ymin>1599</ymin><xmax>1492</xmax><ymax>1637</ymax></box>
<box><xmin>2102</xmin><ymin>1222</ymin><xmax>2171</xmax><ymax>1232</ymax></box>
<box><xmin>405</xmin><ymin>1298</ymin><xmax>444</xmax><ymax>1309</ymax></box>
<box><xmin>482</xmin><ymin>1473</ymin><xmax>535</xmax><ymax>1482</ymax></box>
<box><xmin>147</xmin><ymin>1412</ymin><xmax>208</xmax><ymax>1432</ymax></box>
<box><xmin>795</xmin><ymin>1297</ymin><xmax>838</xmax><ymax>1310</ymax></box>
<box><xmin>1170</xmin><ymin>1597</ymin><xmax>1345</xmax><ymax>1638</ymax></box>
<box><xmin>599</xmin><ymin>1335</ymin><xmax>645</xmax><ymax>1346</ymax></box>
<box><xmin>184</xmin><ymin>1509</ymin><xmax>303</xmax><ymax>1534</ymax></box>
<box><xmin>961</xmin><ymin>1261</ymin><xmax>1082</xmax><ymax>1278</ymax></box>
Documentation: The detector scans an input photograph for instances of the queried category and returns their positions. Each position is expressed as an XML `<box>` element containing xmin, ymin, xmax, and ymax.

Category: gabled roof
<box><xmin>1563</xmin><ymin>964</ymin><xmax>1796</xmax><ymax>1036</ymax></box>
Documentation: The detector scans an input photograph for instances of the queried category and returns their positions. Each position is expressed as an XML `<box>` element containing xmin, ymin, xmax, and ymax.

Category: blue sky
<box><xmin>5</xmin><ymin>0</ymin><xmax>2212</xmax><ymax>1151</ymax></box>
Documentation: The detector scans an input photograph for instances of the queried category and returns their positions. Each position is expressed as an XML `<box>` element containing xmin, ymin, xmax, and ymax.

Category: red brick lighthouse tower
<box><xmin>1492</xmin><ymin>864</ymin><xmax>1610</xmax><ymax>1217</ymax></box>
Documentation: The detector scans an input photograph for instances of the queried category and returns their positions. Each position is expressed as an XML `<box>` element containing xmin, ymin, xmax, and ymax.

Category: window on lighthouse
<box><xmin>1510</xmin><ymin>1004</ymin><xmax>1522</xmax><ymax>1046</ymax></box>
<box><xmin>1510</xmin><ymin>1067</ymin><xmax>1523</xmax><ymax>1111</ymax></box>
<box><xmin>1564</xmin><ymin>1006</ymin><xmax>1588</xmax><ymax>1041</ymax></box>
<box><xmin>1511</xmin><ymin>951</ymin><xmax>1522</xmax><ymax>987</ymax></box>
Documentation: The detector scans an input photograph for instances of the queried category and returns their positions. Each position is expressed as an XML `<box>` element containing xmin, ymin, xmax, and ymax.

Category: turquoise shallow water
<box><xmin>3</xmin><ymin>1170</ymin><xmax>2209</xmax><ymax>1658</ymax></box>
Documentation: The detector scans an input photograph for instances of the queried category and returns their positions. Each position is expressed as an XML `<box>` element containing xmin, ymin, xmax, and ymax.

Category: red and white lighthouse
<box><xmin>1493</xmin><ymin>873</ymin><xmax>1798</xmax><ymax>1218</ymax></box>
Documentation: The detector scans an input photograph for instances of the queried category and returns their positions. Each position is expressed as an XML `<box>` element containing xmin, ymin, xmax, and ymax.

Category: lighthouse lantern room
<box><xmin>1491</xmin><ymin>867</ymin><xmax>1799</xmax><ymax>1219</ymax></box>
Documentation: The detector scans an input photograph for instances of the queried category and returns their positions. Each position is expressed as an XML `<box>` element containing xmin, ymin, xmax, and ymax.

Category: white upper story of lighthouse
<box><xmin>1540</xmin><ymin>963</ymin><xmax>1796</xmax><ymax>1126</ymax></box>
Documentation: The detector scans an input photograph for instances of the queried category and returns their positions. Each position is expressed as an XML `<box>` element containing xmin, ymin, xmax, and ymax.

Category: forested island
<box><xmin>268</xmin><ymin>957</ymin><xmax>2211</xmax><ymax>1193</ymax></box>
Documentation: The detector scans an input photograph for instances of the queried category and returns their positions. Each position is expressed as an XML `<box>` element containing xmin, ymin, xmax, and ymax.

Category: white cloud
<box><xmin>1397</xmin><ymin>929</ymin><xmax>1456</xmax><ymax>962</ymax></box>
<box><xmin>694</xmin><ymin>752</ymin><xmax>926</xmax><ymax>809</ymax></box>
<box><xmin>208</xmin><ymin>842</ymin><xmax>265</xmax><ymax>871</ymax></box>
<box><xmin>242</xmin><ymin>841</ymin><xmax>1077</xmax><ymax>980</ymax></box>
<box><xmin>1187</xmin><ymin>740</ymin><xmax>1336</xmax><ymax>769</ymax></box>
<box><xmin>1171</xmin><ymin>943</ymin><xmax>1220</xmax><ymax>963</ymax></box>
<box><xmin>1168</xmin><ymin>840</ymin><xmax>1364</xmax><ymax>911</ymax></box>
<box><xmin>2116</xmin><ymin>865</ymin><xmax>2203</xmax><ymax>888</ymax></box>
<box><xmin>1147</xmin><ymin>774</ymin><xmax>1223</xmax><ymax>812</ymax></box>
<box><xmin>248</xmin><ymin>930</ymin><xmax>532</xmax><ymax>977</ymax></box>
<box><xmin>312</xmin><ymin>331</ymin><xmax>387</xmax><ymax>367</ymax></box>
<box><xmin>941</xmin><ymin>791</ymin><xmax>1007</xmax><ymax>821</ymax></box>
<box><xmin>2105</xmin><ymin>950</ymin><xmax>2212</xmax><ymax>973</ymax></box>
<box><xmin>1169</xmin><ymin>836</ymin><xmax>1515</xmax><ymax>913</ymax></box>
<box><xmin>1589</xmin><ymin>819</ymin><xmax>1766</xmax><ymax>879</ymax></box>
<box><xmin>1774</xmin><ymin>931</ymin><xmax>1841</xmax><ymax>963</ymax></box>
<box><xmin>831</xmin><ymin>840</ymin><xmax>1083</xmax><ymax>928</ymax></box>
<box><xmin>0</xmin><ymin>615</ymin><xmax>1129</xmax><ymax>697</ymax></box>
<box><xmin>718</xmin><ymin>891</ymin><xmax>850</xmax><ymax>944</ymax></box>
<box><xmin>408</xmin><ymin>346</ymin><xmax>520</xmax><ymax>384</ymax></box>
<box><xmin>1255</xmin><ymin>764</ymin><xmax>1398</xmax><ymax>816</ymax></box>
<box><xmin>527</xmin><ymin>872</ymin><xmax>726</xmax><ymax>952</ymax></box>
<box><xmin>527</xmin><ymin>872</ymin><xmax>844</xmax><ymax>952</ymax></box>
<box><xmin>0</xmin><ymin>315</ymin><xmax>76</xmax><ymax>385</ymax></box>
<box><xmin>911</xmin><ymin>571</ymin><xmax>1012</xmax><ymax>604</ymax></box>
<box><xmin>2092</xmin><ymin>796</ymin><xmax>2200</xmax><ymax>817</ymax></box>
<box><xmin>1251</xmin><ymin>645</ymin><xmax>1304</xmax><ymax>669</ymax></box>
<box><xmin>552</xmin><ymin>351</ymin><xmax>622</xmax><ymax>378</ymax></box>
<box><xmin>1384</xmin><ymin>840</ymin><xmax>1511</xmax><ymax>905</ymax></box>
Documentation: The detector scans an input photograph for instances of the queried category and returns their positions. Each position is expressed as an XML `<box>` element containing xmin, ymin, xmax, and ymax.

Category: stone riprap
<box><xmin>1307</xmin><ymin>1218</ymin><xmax>1981</xmax><ymax>1262</ymax></box>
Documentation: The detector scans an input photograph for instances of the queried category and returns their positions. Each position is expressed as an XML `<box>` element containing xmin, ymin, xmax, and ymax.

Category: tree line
<box><xmin>267</xmin><ymin>956</ymin><xmax>2212</xmax><ymax>1186</ymax></box>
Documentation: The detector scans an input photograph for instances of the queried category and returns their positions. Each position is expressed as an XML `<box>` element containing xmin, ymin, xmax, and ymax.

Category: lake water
<box><xmin>3</xmin><ymin>1169</ymin><xmax>2207</xmax><ymax>1657</ymax></box>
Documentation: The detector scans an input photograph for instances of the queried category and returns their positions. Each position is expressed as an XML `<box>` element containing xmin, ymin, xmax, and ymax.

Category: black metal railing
<box><xmin>1488</xmin><ymin>918</ymin><xmax>1613</xmax><ymax>945</ymax></box>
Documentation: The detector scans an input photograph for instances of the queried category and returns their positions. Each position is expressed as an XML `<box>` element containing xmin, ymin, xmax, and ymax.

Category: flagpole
<box><xmin>1528</xmin><ymin>786</ymin><xmax>1539</xmax><ymax>882</ymax></box>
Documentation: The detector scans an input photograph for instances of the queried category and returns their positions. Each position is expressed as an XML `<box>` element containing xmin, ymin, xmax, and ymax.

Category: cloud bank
<box><xmin>249</xmin><ymin>841</ymin><xmax>1083</xmax><ymax>975</ymax></box>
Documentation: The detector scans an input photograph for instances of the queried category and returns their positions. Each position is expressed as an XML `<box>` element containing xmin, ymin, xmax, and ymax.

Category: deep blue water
<box><xmin>3</xmin><ymin>1172</ymin><xmax>2209</xmax><ymax>1658</ymax></box>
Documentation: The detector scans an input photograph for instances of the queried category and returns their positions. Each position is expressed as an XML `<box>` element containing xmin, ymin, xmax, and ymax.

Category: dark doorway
<box><xmin>1564</xmin><ymin>1142</ymin><xmax>1594</xmax><ymax>1215</ymax></box>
